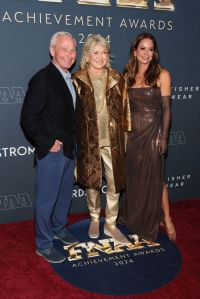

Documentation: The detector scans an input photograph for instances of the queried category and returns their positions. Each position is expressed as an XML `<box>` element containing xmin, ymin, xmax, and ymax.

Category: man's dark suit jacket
<box><xmin>21</xmin><ymin>62</ymin><xmax>75</xmax><ymax>160</ymax></box>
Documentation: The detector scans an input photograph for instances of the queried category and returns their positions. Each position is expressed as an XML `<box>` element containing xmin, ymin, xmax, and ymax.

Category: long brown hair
<box><xmin>125</xmin><ymin>32</ymin><xmax>161</xmax><ymax>87</ymax></box>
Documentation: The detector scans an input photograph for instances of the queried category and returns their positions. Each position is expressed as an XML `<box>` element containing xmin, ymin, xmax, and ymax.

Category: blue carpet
<box><xmin>52</xmin><ymin>218</ymin><xmax>182</xmax><ymax>296</ymax></box>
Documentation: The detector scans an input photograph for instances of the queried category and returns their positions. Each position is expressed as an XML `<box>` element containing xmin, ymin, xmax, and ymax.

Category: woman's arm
<box><xmin>158</xmin><ymin>69</ymin><xmax>171</xmax><ymax>155</ymax></box>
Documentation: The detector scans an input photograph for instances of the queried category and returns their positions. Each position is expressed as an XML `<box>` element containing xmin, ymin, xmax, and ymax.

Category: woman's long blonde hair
<box><xmin>80</xmin><ymin>34</ymin><xmax>111</xmax><ymax>70</ymax></box>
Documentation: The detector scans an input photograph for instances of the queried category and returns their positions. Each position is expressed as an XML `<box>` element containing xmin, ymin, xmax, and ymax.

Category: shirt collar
<box><xmin>53</xmin><ymin>62</ymin><xmax>71</xmax><ymax>79</ymax></box>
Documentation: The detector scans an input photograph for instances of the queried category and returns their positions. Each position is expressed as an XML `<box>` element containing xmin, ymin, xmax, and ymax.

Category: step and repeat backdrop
<box><xmin>0</xmin><ymin>0</ymin><xmax>199</xmax><ymax>223</ymax></box>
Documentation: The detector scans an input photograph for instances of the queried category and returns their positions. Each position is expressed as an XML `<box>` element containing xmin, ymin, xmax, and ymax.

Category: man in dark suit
<box><xmin>21</xmin><ymin>32</ymin><xmax>78</xmax><ymax>263</ymax></box>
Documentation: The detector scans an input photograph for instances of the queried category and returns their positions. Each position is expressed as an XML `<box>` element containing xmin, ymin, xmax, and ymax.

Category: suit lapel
<box><xmin>48</xmin><ymin>63</ymin><xmax>74</xmax><ymax>108</ymax></box>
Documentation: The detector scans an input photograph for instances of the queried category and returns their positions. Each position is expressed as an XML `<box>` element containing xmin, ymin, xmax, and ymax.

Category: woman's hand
<box><xmin>158</xmin><ymin>134</ymin><xmax>168</xmax><ymax>155</ymax></box>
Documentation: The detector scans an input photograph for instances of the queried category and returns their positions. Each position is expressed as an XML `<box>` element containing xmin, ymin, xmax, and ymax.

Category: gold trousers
<box><xmin>86</xmin><ymin>146</ymin><xmax>119</xmax><ymax>227</ymax></box>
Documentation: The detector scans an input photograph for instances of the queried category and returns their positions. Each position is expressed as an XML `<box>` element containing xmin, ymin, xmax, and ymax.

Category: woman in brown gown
<box><xmin>120</xmin><ymin>32</ymin><xmax>176</xmax><ymax>241</ymax></box>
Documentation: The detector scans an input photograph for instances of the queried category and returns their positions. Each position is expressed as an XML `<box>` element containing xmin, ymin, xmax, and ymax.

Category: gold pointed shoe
<box><xmin>88</xmin><ymin>220</ymin><xmax>100</xmax><ymax>239</ymax></box>
<box><xmin>165</xmin><ymin>221</ymin><xmax>176</xmax><ymax>241</ymax></box>
<box><xmin>160</xmin><ymin>219</ymin><xmax>176</xmax><ymax>241</ymax></box>
<box><xmin>104</xmin><ymin>225</ymin><xmax>130</xmax><ymax>244</ymax></box>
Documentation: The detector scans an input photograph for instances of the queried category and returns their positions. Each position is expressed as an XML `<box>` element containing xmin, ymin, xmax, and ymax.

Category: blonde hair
<box><xmin>80</xmin><ymin>34</ymin><xmax>111</xmax><ymax>70</ymax></box>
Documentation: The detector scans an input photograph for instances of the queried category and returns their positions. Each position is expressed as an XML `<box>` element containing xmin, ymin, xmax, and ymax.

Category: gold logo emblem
<box><xmin>64</xmin><ymin>235</ymin><xmax>160</xmax><ymax>261</ymax></box>
<box><xmin>76</xmin><ymin>0</ymin><xmax>175</xmax><ymax>11</ymax></box>
<box><xmin>38</xmin><ymin>0</ymin><xmax>175</xmax><ymax>11</ymax></box>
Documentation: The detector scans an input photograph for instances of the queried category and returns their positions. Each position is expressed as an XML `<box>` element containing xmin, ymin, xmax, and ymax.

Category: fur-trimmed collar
<box><xmin>72</xmin><ymin>68</ymin><xmax>121</xmax><ymax>91</ymax></box>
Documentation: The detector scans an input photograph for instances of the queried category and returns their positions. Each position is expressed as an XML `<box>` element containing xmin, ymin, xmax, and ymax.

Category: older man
<box><xmin>21</xmin><ymin>32</ymin><xmax>78</xmax><ymax>263</ymax></box>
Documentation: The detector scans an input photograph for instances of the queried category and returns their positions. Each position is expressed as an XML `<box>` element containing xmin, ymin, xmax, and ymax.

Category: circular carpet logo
<box><xmin>52</xmin><ymin>218</ymin><xmax>182</xmax><ymax>296</ymax></box>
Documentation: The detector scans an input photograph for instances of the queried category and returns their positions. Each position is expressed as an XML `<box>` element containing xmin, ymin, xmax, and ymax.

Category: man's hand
<box><xmin>49</xmin><ymin>139</ymin><xmax>63</xmax><ymax>152</ymax></box>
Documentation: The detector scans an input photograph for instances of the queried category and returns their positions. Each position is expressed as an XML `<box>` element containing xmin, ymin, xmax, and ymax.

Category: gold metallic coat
<box><xmin>73</xmin><ymin>68</ymin><xmax>131</xmax><ymax>192</ymax></box>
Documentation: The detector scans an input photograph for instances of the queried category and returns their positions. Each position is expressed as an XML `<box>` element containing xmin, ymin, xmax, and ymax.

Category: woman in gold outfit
<box><xmin>119</xmin><ymin>32</ymin><xmax>176</xmax><ymax>242</ymax></box>
<box><xmin>73</xmin><ymin>35</ymin><xmax>131</xmax><ymax>244</ymax></box>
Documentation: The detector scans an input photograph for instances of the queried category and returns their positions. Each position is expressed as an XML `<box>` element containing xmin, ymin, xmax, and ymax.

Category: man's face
<box><xmin>50</xmin><ymin>35</ymin><xmax>76</xmax><ymax>72</ymax></box>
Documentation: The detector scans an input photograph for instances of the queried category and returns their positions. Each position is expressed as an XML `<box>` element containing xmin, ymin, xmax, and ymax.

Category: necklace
<box><xmin>96</xmin><ymin>95</ymin><xmax>105</xmax><ymax>113</ymax></box>
<box><xmin>90</xmin><ymin>70</ymin><xmax>107</xmax><ymax>113</ymax></box>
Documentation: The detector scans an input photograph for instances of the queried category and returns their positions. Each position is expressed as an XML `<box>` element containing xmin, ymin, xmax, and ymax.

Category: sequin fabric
<box><xmin>119</xmin><ymin>87</ymin><xmax>164</xmax><ymax>241</ymax></box>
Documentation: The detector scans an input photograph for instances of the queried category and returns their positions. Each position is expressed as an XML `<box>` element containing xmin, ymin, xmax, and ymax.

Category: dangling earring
<box><xmin>134</xmin><ymin>55</ymin><xmax>137</xmax><ymax>61</ymax></box>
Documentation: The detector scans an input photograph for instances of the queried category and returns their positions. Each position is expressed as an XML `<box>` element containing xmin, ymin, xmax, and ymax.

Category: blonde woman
<box><xmin>73</xmin><ymin>34</ymin><xmax>131</xmax><ymax>244</ymax></box>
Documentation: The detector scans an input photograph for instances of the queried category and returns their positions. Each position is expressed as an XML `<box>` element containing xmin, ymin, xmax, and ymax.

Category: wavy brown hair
<box><xmin>125</xmin><ymin>32</ymin><xmax>161</xmax><ymax>87</ymax></box>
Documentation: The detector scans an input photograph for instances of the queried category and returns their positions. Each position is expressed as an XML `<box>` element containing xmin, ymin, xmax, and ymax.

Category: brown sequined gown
<box><xmin>120</xmin><ymin>87</ymin><xmax>164</xmax><ymax>241</ymax></box>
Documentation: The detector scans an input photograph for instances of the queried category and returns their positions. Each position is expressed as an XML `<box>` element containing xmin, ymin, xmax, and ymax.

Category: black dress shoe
<box><xmin>36</xmin><ymin>246</ymin><xmax>66</xmax><ymax>263</ymax></box>
<box><xmin>54</xmin><ymin>229</ymin><xmax>79</xmax><ymax>245</ymax></box>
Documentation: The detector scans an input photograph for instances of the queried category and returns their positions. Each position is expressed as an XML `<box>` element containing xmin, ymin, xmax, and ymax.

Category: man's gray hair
<box><xmin>50</xmin><ymin>31</ymin><xmax>77</xmax><ymax>48</ymax></box>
